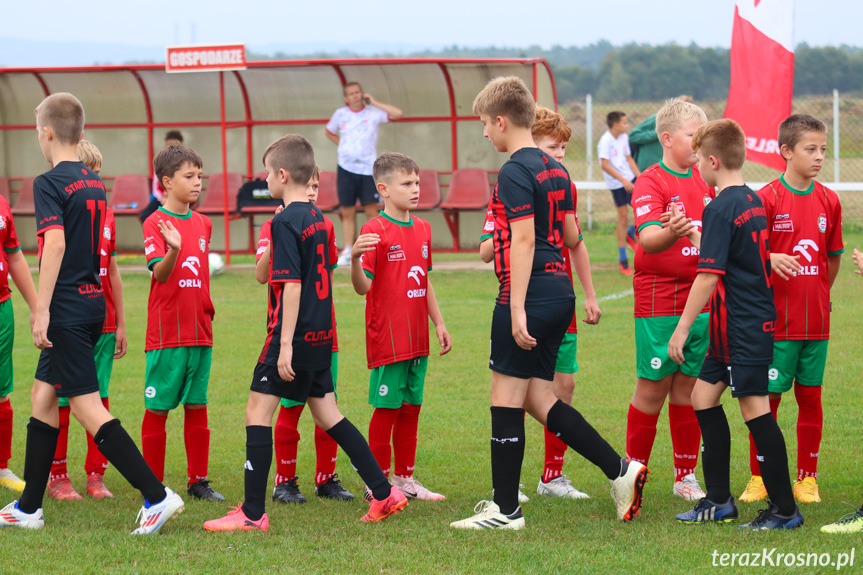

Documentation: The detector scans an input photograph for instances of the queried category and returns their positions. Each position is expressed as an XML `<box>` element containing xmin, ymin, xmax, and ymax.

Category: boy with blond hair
<box><xmin>626</xmin><ymin>100</ymin><xmax>712</xmax><ymax>501</ymax></box>
<box><xmin>204</xmin><ymin>135</ymin><xmax>407</xmax><ymax>532</ymax></box>
<box><xmin>351</xmin><ymin>152</ymin><xmax>452</xmax><ymax>502</ymax></box>
<box><xmin>0</xmin><ymin>93</ymin><xmax>183</xmax><ymax>534</ymax></box>
<box><xmin>0</xmin><ymin>142</ymin><xmax>37</xmax><ymax>494</ymax></box>
<box><xmin>141</xmin><ymin>146</ymin><xmax>223</xmax><ymax>502</ymax></box>
<box><xmin>738</xmin><ymin>114</ymin><xmax>843</xmax><ymax>505</ymax></box>
<box><xmin>479</xmin><ymin>107</ymin><xmax>600</xmax><ymax>501</ymax></box>
<box><xmin>48</xmin><ymin>140</ymin><xmax>126</xmax><ymax>500</ymax></box>
<box><xmin>257</xmin><ymin>167</ymin><xmax>353</xmax><ymax>503</ymax></box>
<box><xmin>452</xmin><ymin>77</ymin><xmax>646</xmax><ymax>531</ymax></box>
<box><xmin>670</xmin><ymin>119</ymin><xmax>802</xmax><ymax>530</ymax></box>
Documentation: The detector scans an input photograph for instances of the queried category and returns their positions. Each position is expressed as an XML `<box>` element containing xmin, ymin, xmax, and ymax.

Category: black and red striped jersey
<box><xmin>489</xmin><ymin>148</ymin><xmax>575</xmax><ymax>306</ymax></box>
<box><xmin>697</xmin><ymin>185</ymin><xmax>775</xmax><ymax>365</ymax></box>
<box><xmin>258</xmin><ymin>200</ymin><xmax>333</xmax><ymax>370</ymax></box>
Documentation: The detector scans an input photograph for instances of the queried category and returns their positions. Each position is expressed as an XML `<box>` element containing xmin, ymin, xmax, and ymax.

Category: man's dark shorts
<box><xmin>251</xmin><ymin>362</ymin><xmax>334</xmax><ymax>404</ymax></box>
<box><xmin>337</xmin><ymin>166</ymin><xmax>379</xmax><ymax>207</ymax></box>
<box><xmin>35</xmin><ymin>322</ymin><xmax>102</xmax><ymax>398</ymax></box>
<box><xmin>698</xmin><ymin>356</ymin><xmax>769</xmax><ymax>398</ymax></box>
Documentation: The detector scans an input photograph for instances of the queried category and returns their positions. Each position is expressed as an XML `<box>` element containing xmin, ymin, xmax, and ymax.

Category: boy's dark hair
<box><xmin>344</xmin><ymin>81</ymin><xmax>362</xmax><ymax>96</ymax></box>
<box><xmin>472</xmin><ymin>76</ymin><xmax>536</xmax><ymax>129</ymax></box>
<box><xmin>153</xmin><ymin>145</ymin><xmax>203</xmax><ymax>184</ymax></box>
<box><xmin>262</xmin><ymin>134</ymin><xmax>315</xmax><ymax>187</ymax></box>
<box><xmin>606</xmin><ymin>111</ymin><xmax>626</xmax><ymax>129</ymax></box>
<box><xmin>692</xmin><ymin>119</ymin><xmax>747</xmax><ymax>171</ymax></box>
<box><xmin>778</xmin><ymin>114</ymin><xmax>827</xmax><ymax>151</ymax></box>
<box><xmin>35</xmin><ymin>92</ymin><xmax>85</xmax><ymax>145</ymax></box>
<box><xmin>373</xmin><ymin>152</ymin><xmax>419</xmax><ymax>184</ymax></box>
<box><xmin>164</xmin><ymin>130</ymin><xmax>184</xmax><ymax>144</ymax></box>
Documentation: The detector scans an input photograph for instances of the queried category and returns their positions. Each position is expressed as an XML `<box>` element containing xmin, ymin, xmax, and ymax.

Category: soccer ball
<box><xmin>209</xmin><ymin>252</ymin><xmax>225</xmax><ymax>276</ymax></box>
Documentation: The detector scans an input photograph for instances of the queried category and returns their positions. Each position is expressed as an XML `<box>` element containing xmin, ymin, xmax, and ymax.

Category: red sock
<box><xmin>85</xmin><ymin>397</ymin><xmax>110</xmax><ymax>476</ymax></box>
<box><xmin>794</xmin><ymin>382</ymin><xmax>823</xmax><ymax>480</ymax></box>
<box><xmin>0</xmin><ymin>400</ymin><xmax>12</xmax><ymax>469</ymax></box>
<box><xmin>393</xmin><ymin>403</ymin><xmax>422</xmax><ymax>478</ymax></box>
<box><xmin>626</xmin><ymin>404</ymin><xmax>659</xmax><ymax>466</ymax></box>
<box><xmin>748</xmin><ymin>396</ymin><xmax>781</xmax><ymax>475</ymax></box>
<box><xmin>314</xmin><ymin>424</ymin><xmax>338</xmax><ymax>486</ymax></box>
<box><xmin>668</xmin><ymin>403</ymin><xmax>701</xmax><ymax>482</ymax></box>
<box><xmin>274</xmin><ymin>405</ymin><xmax>303</xmax><ymax>485</ymax></box>
<box><xmin>369</xmin><ymin>407</ymin><xmax>400</xmax><ymax>478</ymax></box>
<box><xmin>50</xmin><ymin>405</ymin><xmax>71</xmax><ymax>481</ymax></box>
<box><xmin>542</xmin><ymin>427</ymin><xmax>567</xmax><ymax>483</ymax></box>
<box><xmin>184</xmin><ymin>406</ymin><xmax>210</xmax><ymax>485</ymax></box>
<box><xmin>141</xmin><ymin>410</ymin><xmax>168</xmax><ymax>482</ymax></box>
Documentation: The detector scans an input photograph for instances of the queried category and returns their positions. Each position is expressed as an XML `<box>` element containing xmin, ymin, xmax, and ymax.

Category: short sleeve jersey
<box><xmin>597</xmin><ymin>131</ymin><xmax>634</xmax><ymax>189</ymax></box>
<box><xmin>488</xmin><ymin>148</ymin><xmax>575</xmax><ymax>306</ymax></box>
<box><xmin>257</xmin><ymin>214</ymin><xmax>340</xmax><ymax>352</ymax></box>
<box><xmin>697</xmin><ymin>186</ymin><xmax>775</xmax><ymax>365</ymax></box>
<box><xmin>632</xmin><ymin>162</ymin><xmax>715</xmax><ymax>317</ymax></box>
<box><xmin>0</xmin><ymin>197</ymin><xmax>22</xmax><ymax>304</ymax></box>
<box><xmin>758</xmin><ymin>177</ymin><xmax>844</xmax><ymax>340</ymax></box>
<box><xmin>99</xmin><ymin>209</ymin><xmax>117</xmax><ymax>333</ymax></box>
<box><xmin>325</xmin><ymin>105</ymin><xmax>389</xmax><ymax>176</ymax></box>
<box><xmin>34</xmin><ymin>161</ymin><xmax>106</xmax><ymax>326</ymax></box>
<box><xmin>258</xmin><ymin>201</ymin><xmax>333</xmax><ymax>371</ymax></box>
<box><xmin>360</xmin><ymin>213</ymin><xmax>433</xmax><ymax>368</ymax></box>
<box><xmin>142</xmin><ymin>207</ymin><xmax>214</xmax><ymax>351</ymax></box>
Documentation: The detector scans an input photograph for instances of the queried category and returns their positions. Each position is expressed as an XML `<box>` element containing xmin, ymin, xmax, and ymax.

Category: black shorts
<box><xmin>250</xmin><ymin>362</ymin><xmax>334</xmax><ymax>404</ymax></box>
<box><xmin>489</xmin><ymin>299</ymin><xmax>574</xmax><ymax>382</ymax></box>
<box><xmin>337</xmin><ymin>166</ymin><xmax>379</xmax><ymax>207</ymax></box>
<box><xmin>698</xmin><ymin>356</ymin><xmax>769</xmax><ymax>398</ymax></box>
<box><xmin>609</xmin><ymin>177</ymin><xmax>637</xmax><ymax>207</ymax></box>
<box><xmin>34</xmin><ymin>322</ymin><xmax>102</xmax><ymax>398</ymax></box>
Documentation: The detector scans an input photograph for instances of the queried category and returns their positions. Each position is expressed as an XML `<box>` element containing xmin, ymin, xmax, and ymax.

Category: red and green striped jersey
<box><xmin>758</xmin><ymin>177</ymin><xmax>843</xmax><ymax>340</ymax></box>
<box><xmin>99</xmin><ymin>209</ymin><xmax>117</xmax><ymax>333</ymax></box>
<box><xmin>360</xmin><ymin>212</ymin><xmax>432</xmax><ymax>369</ymax></box>
<box><xmin>143</xmin><ymin>207</ymin><xmax>214</xmax><ymax>351</ymax></box>
<box><xmin>632</xmin><ymin>161</ymin><xmax>714</xmax><ymax>317</ymax></box>
<box><xmin>0</xmin><ymin>196</ymin><xmax>21</xmax><ymax>304</ymax></box>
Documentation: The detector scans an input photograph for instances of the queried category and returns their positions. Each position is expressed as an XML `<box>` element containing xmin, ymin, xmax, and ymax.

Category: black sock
<box><xmin>695</xmin><ymin>405</ymin><xmax>732</xmax><ymax>503</ymax></box>
<box><xmin>17</xmin><ymin>418</ymin><xmax>60</xmax><ymax>514</ymax></box>
<box><xmin>94</xmin><ymin>418</ymin><xmax>166</xmax><ymax>504</ymax></box>
<box><xmin>490</xmin><ymin>406</ymin><xmax>525</xmax><ymax>515</ymax></box>
<box><xmin>546</xmin><ymin>400</ymin><xmax>621</xmax><ymax>480</ymax></box>
<box><xmin>325</xmin><ymin>418</ymin><xmax>390</xmax><ymax>501</ymax></box>
<box><xmin>747</xmin><ymin>413</ymin><xmax>795</xmax><ymax>516</ymax></box>
<box><xmin>241</xmin><ymin>425</ymin><xmax>272</xmax><ymax>521</ymax></box>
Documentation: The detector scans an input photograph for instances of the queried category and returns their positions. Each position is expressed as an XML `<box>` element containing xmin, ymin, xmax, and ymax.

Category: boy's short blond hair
<box><xmin>77</xmin><ymin>140</ymin><xmax>102</xmax><ymax>172</ymax></box>
<box><xmin>154</xmin><ymin>145</ymin><xmax>203</xmax><ymax>183</ymax></box>
<box><xmin>262</xmin><ymin>134</ymin><xmax>315</xmax><ymax>187</ymax></box>
<box><xmin>692</xmin><ymin>119</ymin><xmax>747</xmax><ymax>170</ymax></box>
<box><xmin>778</xmin><ymin>114</ymin><xmax>827</xmax><ymax>151</ymax></box>
<box><xmin>35</xmin><ymin>92</ymin><xmax>84</xmax><ymax>145</ymax></box>
<box><xmin>532</xmin><ymin>107</ymin><xmax>572</xmax><ymax>143</ymax></box>
<box><xmin>373</xmin><ymin>152</ymin><xmax>419</xmax><ymax>184</ymax></box>
<box><xmin>655</xmin><ymin>99</ymin><xmax>708</xmax><ymax>138</ymax></box>
<box><xmin>472</xmin><ymin>76</ymin><xmax>536</xmax><ymax>129</ymax></box>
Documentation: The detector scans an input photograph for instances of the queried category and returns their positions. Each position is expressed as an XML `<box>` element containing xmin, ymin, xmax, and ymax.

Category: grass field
<box><xmin>4</xmin><ymin>232</ymin><xmax>863</xmax><ymax>574</ymax></box>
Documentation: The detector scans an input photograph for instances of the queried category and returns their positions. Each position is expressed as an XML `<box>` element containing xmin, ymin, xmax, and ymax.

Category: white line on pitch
<box><xmin>598</xmin><ymin>289</ymin><xmax>634</xmax><ymax>302</ymax></box>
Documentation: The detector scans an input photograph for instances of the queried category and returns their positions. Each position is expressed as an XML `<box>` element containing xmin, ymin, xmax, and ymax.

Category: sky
<box><xmin>1</xmin><ymin>0</ymin><xmax>859</xmax><ymax>67</ymax></box>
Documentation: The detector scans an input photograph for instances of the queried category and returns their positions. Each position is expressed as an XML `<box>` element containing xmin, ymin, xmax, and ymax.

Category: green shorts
<box><xmin>635</xmin><ymin>312</ymin><xmax>709</xmax><ymax>380</ymax></box>
<box><xmin>144</xmin><ymin>346</ymin><xmax>212</xmax><ymax>410</ymax></box>
<box><xmin>768</xmin><ymin>340</ymin><xmax>829</xmax><ymax>393</ymax></box>
<box><xmin>59</xmin><ymin>332</ymin><xmax>115</xmax><ymax>407</ymax></box>
<box><xmin>554</xmin><ymin>332</ymin><xmax>579</xmax><ymax>374</ymax></box>
<box><xmin>0</xmin><ymin>300</ymin><xmax>13</xmax><ymax>397</ymax></box>
<box><xmin>281</xmin><ymin>352</ymin><xmax>338</xmax><ymax>408</ymax></box>
<box><xmin>368</xmin><ymin>356</ymin><xmax>427</xmax><ymax>409</ymax></box>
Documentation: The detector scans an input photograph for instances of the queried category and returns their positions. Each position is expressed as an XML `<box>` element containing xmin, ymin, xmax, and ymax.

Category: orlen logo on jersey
<box><xmin>792</xmin><ymin>239</ymin><xmax>820</xmax><ymax>276</ymax></box>
<box><xmin>682</xmin><ymin>246</ymin><xmax>700</xmax><ymax>257</ymax></box>
<box><xmin>179</xmin><ymin>256</ymin><xmax>202</xmax><ymax>288</ymax></box>
<box><xmin>100</xmin><ymin>267</ymin><xmax>108</xmax><ymax>277</ymax></box>
<box><xmin>407</xmin><ymin>265</ymin><xmax>427</xmax><ymax>298</ymax></box>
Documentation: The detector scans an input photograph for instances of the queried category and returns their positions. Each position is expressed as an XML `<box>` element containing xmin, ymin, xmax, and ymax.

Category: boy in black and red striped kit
<box><xmin>670</xmin><ymin>119</ymin><xmax>802</xmax><ymax>530</ymax></box>
<box><xmin>204</xmin><ymin>135</ymin><xmax>407</xmax><ymax>532</ymax></box>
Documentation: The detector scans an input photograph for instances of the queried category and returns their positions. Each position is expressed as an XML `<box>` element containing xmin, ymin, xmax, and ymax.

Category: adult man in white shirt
<box><xmin>326</xmin><ymin>82</ymin><xmax>403</xmax><ymax>265</ymax></box>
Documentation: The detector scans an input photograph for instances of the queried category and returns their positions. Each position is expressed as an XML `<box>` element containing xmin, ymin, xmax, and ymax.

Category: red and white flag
<box><xmin>723</xmin><ymin>0</ymin><xmax>795</xmax><ymax>171</ymax></box>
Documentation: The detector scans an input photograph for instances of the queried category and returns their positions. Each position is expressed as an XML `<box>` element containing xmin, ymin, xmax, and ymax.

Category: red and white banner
<box><xmin>723</xmin><ymin>0</ymin><xmax>795</xmax><ymax>171</ymax></box>
<box><xmin>166</xmin><ymin>44</ymin><xmax>246</xmax><ymax>73</ymax></box>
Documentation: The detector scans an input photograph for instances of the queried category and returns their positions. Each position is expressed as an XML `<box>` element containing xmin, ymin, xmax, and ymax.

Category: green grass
<box><xmin>5</xmin><ymin>231</ymin><xmax>863</xmax><ymax>574</ymax></box>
